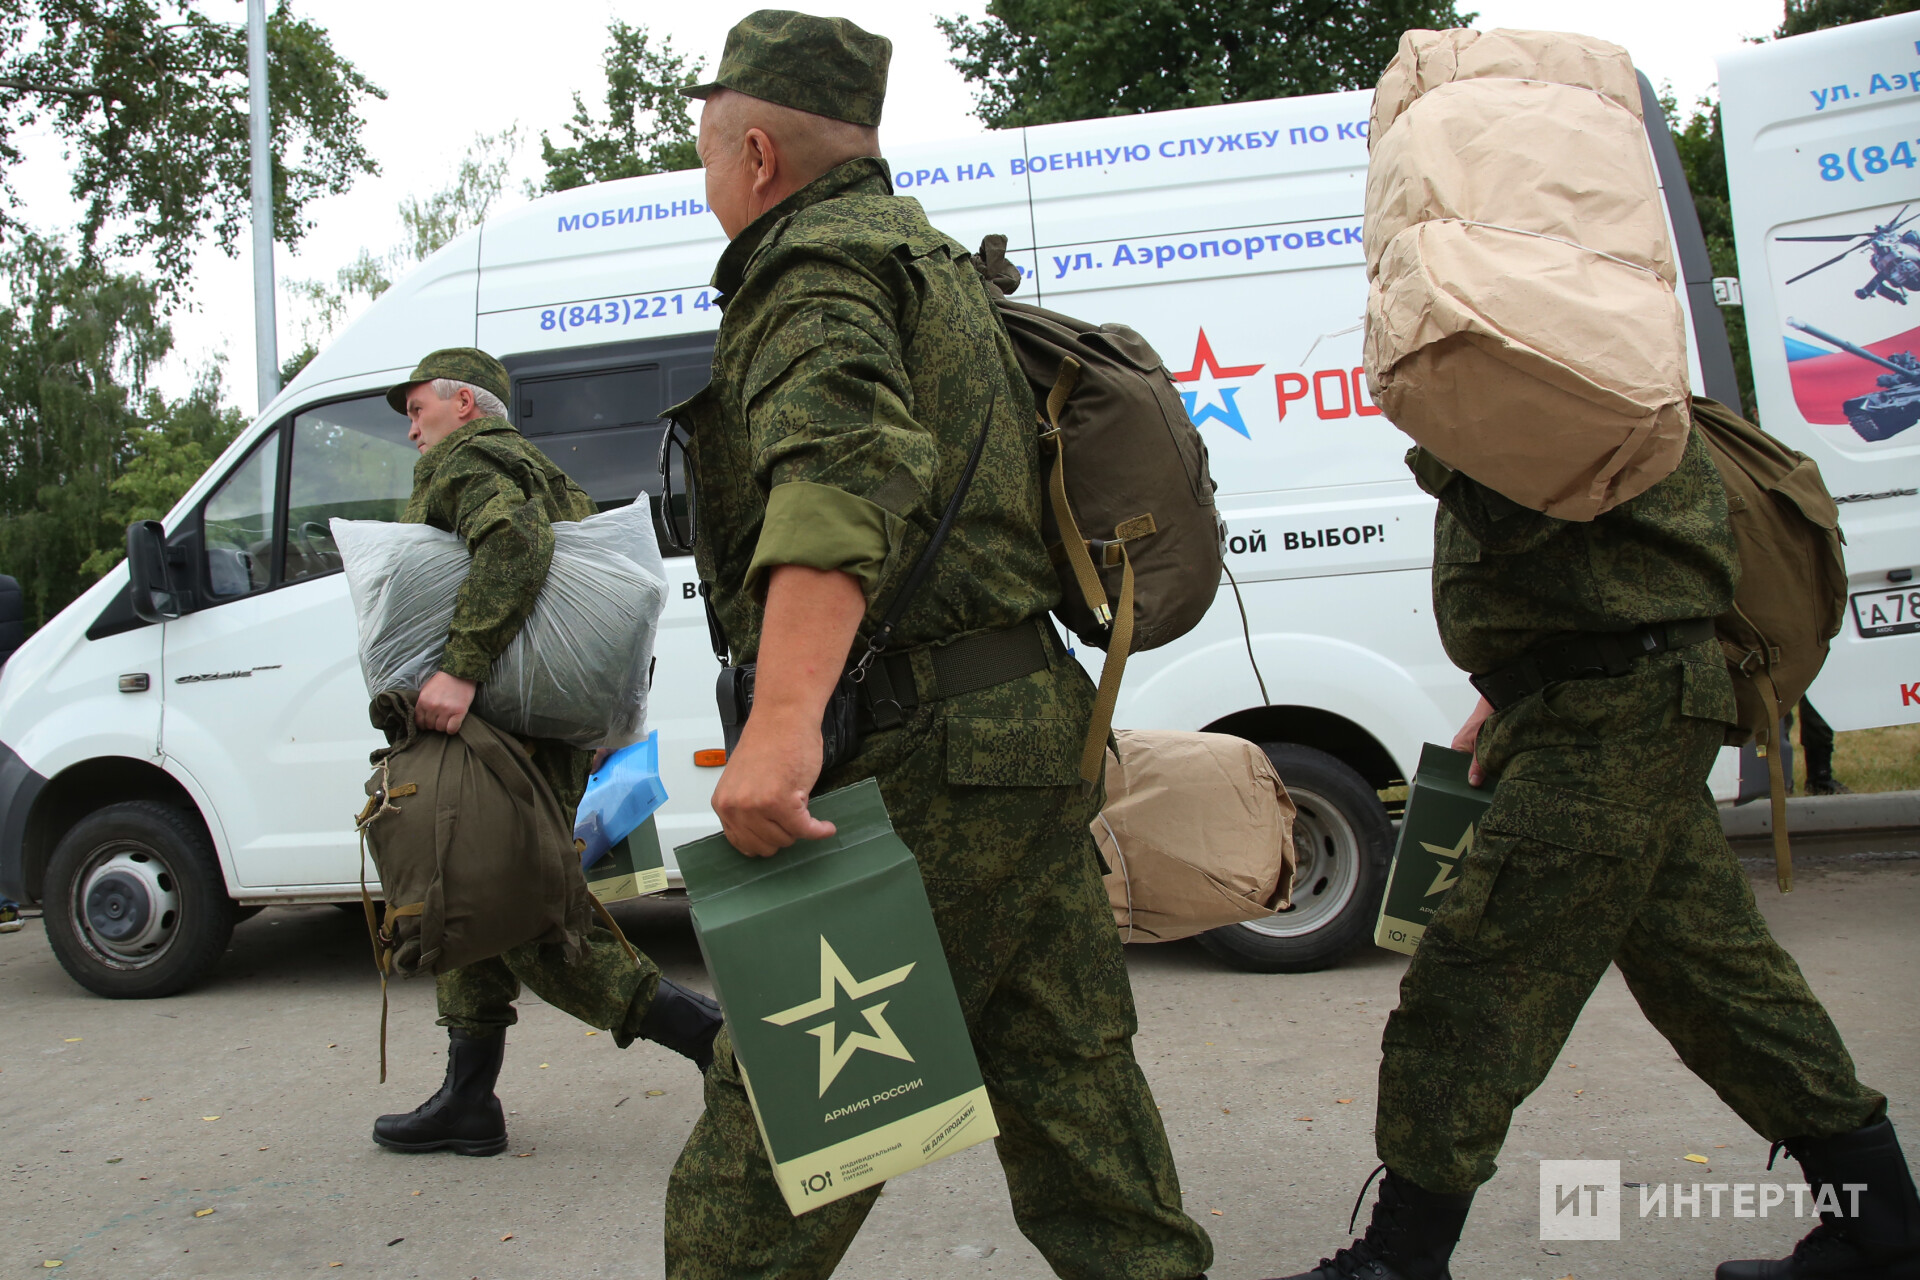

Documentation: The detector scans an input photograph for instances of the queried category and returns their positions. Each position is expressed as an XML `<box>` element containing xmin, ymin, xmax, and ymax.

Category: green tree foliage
<box><xmin>938</xmin><ymin>0</ymin><xmax>1475</xmax><ymax>128</ymax></box>
<box><xmin>79</xmin><ymin>369</ymin><xmax>244</xmax><ymax>578</ymax></box>
<box><xmin>1779</xmin><ymin>0</ymin><xmax>1920</xmax><ymax>35</ymax></box>
<box><xmin>0</xmin><ymin>235</ymin><xmax>198</xmax><ymax>627</ymax></box>
<box><xmin>0</xmin><ymin>0</ymin><xmax>384</xmax><ymax>291</ymax></box>
<box><xmin>540</xmin><ymin>20</ymin><xmax>702</xmax><ymax>191</ymax></box>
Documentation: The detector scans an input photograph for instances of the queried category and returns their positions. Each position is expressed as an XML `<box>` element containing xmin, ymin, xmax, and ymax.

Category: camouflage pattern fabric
<box><xmin>401</xmin><ymin>415</ymin><xmax>657</xmax><ymax>1039</ymax></box>
<box><xmin>664</xmin><ymin>155</ymin><xmax>1209</xmax><ymax>1278</ymax></box>
<box><xmin>1375</xmin><ymin>440</ymin><xmax>1883</xmax><ymax>1195</ymax></box>
<box><xmin>385</xmin><ymin>346</ymin><xmax>513</xmax><ymax>414</ymax></box>
<box><xmin>680</xmin><ymin>10</ymin><xmax>892</xmax><ymax>127</ymax></box>
<box><xmin>668</xmin><ymin>156</ymin><xmax>1059</xmax><ymax>666</ymax></box>
<box><xmin>436</xmin><ymin>925</ymin><xmax>663</xmax><ymax>1045</ymax></box>
<box><xmin>1410</xmin><ymin>426</ymin><xmax>1742</xmax><ymax>675</ymax></box>
<box><xmin>665</xmin><ymin>651</ymin><xmax>1212</xmax><ymax>1280</ymax></box>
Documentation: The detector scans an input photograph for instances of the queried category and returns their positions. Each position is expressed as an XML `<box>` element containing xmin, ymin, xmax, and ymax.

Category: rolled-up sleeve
<box><xmin>746</xmin><ymin>480</ymin><xmax>894</xmax><ymax>597</ymax></box>
<box><xmin>739</xmin><ymin>255</ymin><xmax>937</xmax><ymax>606</ymax></box>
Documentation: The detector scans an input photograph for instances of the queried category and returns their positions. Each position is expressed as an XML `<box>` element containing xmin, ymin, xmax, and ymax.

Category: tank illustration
<box><xmin>1786</xmin><ymin>317</ymin><xmax>1920</xmax><ymax>441</ymax></box>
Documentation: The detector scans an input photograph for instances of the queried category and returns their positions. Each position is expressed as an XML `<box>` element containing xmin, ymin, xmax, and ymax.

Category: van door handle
<box><xmin>118</xmin><ymin>673</ymin><xmax>151</xmax><ymax>693</ymax></box>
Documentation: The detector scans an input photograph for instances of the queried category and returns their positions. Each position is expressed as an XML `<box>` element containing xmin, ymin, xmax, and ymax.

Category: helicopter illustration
<box><xmin>1776</xmin><ymin>205</ymin><xmax>1920</xmax><ymax>304</ymax></box>
<box><xmin>1787</xmin><ymin>317</ymin><xmax>1920</xmax><ymax>441</ymax></box>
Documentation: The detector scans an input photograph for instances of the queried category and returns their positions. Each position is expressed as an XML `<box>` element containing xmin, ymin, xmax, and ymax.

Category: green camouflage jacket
<box><xmin>403</xmin><ymin>415</ymin><xmax>597</xmax><ymax>806</ymax></box>
<box><xmin>403</xmin><ymin>416</ymin><xmax>596</xmax><ymax>683</ymax></box>
<box><xmin>1410</xmin><ymin>425</ymin><xmax>1740</xmax><ymax>677</ymax></box>
<box><xmin>668</xmin><ymin>156</ymin><xmax>1056</xmax><ymax>665</ymax></box>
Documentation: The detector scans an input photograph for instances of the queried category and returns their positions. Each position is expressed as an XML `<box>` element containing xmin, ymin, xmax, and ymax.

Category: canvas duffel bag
<box><xmin>1093</xmin><ymin>730</ymin><xmax>1296</xmax><ymax>943</ymax></box>
<box><xmin>1363</xmin><ymin>29</ymin><xmax>1691</xmax><ymax>521</ymax></box>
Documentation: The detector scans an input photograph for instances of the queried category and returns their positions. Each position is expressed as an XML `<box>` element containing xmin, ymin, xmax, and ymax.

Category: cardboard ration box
<box><xmin>585</xmin><ymin>816</ymin><xmax>669</xmax><ymax>905</ymax></box>
<box><xmin>677</xmin><ymin>780</ymin><xmax>997</xmax><ymax>1215</ymax></box>
<box><xmin>1375</xmin><ymin>744</ymin><xmax>1494</xmax><ymax>956</ymax></box>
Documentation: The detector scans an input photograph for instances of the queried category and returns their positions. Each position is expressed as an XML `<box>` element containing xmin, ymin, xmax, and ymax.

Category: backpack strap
<box><xmin>1036</xmin><ymin>355</ymin><xmax>1143</xmax><ymax>787</ymax></box>
<box><xmin>1750</xmin><ymin>668</ymin><xmax>1794</xmax><ymax>894</ymax></box>
<box><xmin>1039</xmin><ymin>358</ymin><xmax>1111</xmax><ymax>626</ymax></box>
<box><xmin>1080</xmin><ymin>547</ymin><xmax>1135</xmax><ymax>786</ymax></box>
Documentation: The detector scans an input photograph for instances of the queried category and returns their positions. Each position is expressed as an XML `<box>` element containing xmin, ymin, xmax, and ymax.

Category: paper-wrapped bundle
<box><xmin>1363</xmin><ymin>29</ymin><xmax>1691</xmax><ymax>521</ymax></box>
<box><xmin>332</xmin><ymin>494</ymin><xmax>667</xmax><ymax>749</ymax></box>
<box><xmin>1094</xmin><ymin>730</ymin><xmax>1296</xmax><ymax>943</ymax></box>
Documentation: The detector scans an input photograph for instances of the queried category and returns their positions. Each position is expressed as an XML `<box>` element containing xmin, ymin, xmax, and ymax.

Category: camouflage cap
<box><xmin>386</xmin><ymin>348</ymin><xmax>511</xmax><ymax>416</ymax></box>
<box><xmin>679</xmin><ymin>10</ymin><xmax>890</xmax><ymax>127</ymax></box>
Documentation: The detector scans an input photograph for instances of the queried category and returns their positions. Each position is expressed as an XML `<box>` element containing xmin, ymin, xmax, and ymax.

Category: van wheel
<box><xmin>43</xmin><ymin>801</ymin><xmax>236</xmax><ymax>999</ymax></box>
<box><xmin>1195</xmin><ymin>743</ymin><xmax>1391</xmax><ymax>974</ymax></box>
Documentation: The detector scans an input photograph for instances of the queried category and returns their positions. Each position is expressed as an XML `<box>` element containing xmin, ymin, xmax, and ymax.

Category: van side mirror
<box><xmin>125</xmin><ymin>520</ymin><xmax>181</xmax><ymax>623</ymax></box>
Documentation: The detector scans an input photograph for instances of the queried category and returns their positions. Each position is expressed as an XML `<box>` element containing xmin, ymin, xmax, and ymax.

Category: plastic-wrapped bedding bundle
<box><xmin>331</xmin><ymin>494</ymin><xmax>667</xmax><ymax>749</ymax></box>
<box><xmin>1361</xmin><ymin>28</ymin><xmax>1692</xmax><ymax>521</ymax></box>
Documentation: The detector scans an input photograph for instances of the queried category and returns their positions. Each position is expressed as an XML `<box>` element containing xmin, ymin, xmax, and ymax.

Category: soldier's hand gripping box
<box><xmin>677</xmin><ymin>779</ymin><xmax>998</xmax><ymax>1215</ymax></box>
<box><xmin>1374</xmin><ymin>744</ymin><xmax>1493</xmax><ymax>956</ymax></box>
<box><xmin>585</xmin><ymin>816</ymin><xmax>669</xmax><ymax>905</ymax></box>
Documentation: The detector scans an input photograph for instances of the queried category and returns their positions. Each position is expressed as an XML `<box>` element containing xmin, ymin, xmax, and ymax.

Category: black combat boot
<box><xmin>1268</xmin><ymin>1167</ymin><xmax>1475</xmax><ymax>1280</ymax></box>
<box><xmin>636</xmin><ymin>977</ymin><xmax>723</xmax><ymax>1071</ymax></box>
<box><xmin>1717</xmin><ymin>1117</ymin><xmax>1920</xmax><ymax>1279</ymax></box>
<box><xmin>372</xmin><ymin>1028</ymin><xmax>509</xmax><ymax>1156</ymax></box>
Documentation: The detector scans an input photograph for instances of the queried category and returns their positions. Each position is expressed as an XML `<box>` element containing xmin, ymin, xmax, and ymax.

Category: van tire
<box><xmin>43</xmin><ymin>801</ymin><xmax>236</xmax><ymax>999</ymax></box>
<box><xmin>1195</xmin><ymin>743</ymin><xmax>1391</xmax><ymax>974</ymax></box>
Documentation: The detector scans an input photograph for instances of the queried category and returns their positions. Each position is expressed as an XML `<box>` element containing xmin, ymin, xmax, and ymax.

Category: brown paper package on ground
<box><xmin>1094</xmin><ymin>730</ymin><xmax>1296</xmax><ymax>943</ymax></box>
<box><xmin>1362</xmin><ymin>29</ymin><xmax>1691</xmax><ymax>521</ymax></box>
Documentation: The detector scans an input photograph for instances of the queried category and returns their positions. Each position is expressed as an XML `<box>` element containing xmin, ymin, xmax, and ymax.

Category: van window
<box><xmin>284</xmin><ymin>395</ymin><xmax>416</xmax><ymax>582</ymax></box>
<box><xmin>512</xmin><ymin>363</ymin><xmax>689</xmax><ymax>554</ymax></box>
<box><xmin>202</xmin><ymin>430</ymin><xmax>283</xmax><ymax>598</ymax></box>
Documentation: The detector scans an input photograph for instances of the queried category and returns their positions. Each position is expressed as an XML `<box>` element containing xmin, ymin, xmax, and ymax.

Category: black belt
<box><xmin>1469</xmin><ymin>618</ymin><xmax>1718</xmax><ymax>713</ymax></box>
<box><xmin>854</xmin><ymin>618</ymin><xmax>1053</xmax><ymax>732</ymax></box>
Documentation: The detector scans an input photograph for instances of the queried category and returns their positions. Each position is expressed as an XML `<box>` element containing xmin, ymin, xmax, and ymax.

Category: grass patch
<box><xmin>1801</xmin><ymin>722</ymin><xmax>1920</xmax><ymax>795</ymax></box>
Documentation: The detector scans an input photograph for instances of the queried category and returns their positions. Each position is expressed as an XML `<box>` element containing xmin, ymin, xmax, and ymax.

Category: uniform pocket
<box><xmin>1680</xmin><ymin>656</ymin><xmax>1739</xmax><ymax>726</ymax></box>
<box><xmin>1435</xmin><ymin>779</ymin><xmax>1650</xmax><ymax>969</ymax></box>
<box><xmin>945</xmin><ymin>715</ymin><xmax>1086</xmax><ymax>788</ymax></box>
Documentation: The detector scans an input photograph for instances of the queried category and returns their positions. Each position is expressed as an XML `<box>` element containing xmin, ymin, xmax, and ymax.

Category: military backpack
<box><xmin>355</xmin><ymin>691</ymin><xmax>625</xmax><ymax>1078</ymax></box>
<box><xmin>972</xmin><ymin>235</ymin><xmax>1228</xmax><ymax>783</ymax></box>
<box><xmin>1692</xmin><ymin>395</ymin><xmax>1848</xmax><ymax>892</ymax></box>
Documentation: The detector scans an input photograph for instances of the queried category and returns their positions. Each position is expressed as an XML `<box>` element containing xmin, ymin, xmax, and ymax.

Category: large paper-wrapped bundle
<box><xmin>332</xmin><ymin>494</ymin><xmax>667</xmax><ymax>749</ymax></box>
<box><xmin>1094</xmin><ymin>731</ymin><xmax>1296</xmax><ymax>943</ymax></box>
<box><xmin>1363</xmin><ymin>29</ymin><xmax>1691</xmax><ymax>521</ymax></box>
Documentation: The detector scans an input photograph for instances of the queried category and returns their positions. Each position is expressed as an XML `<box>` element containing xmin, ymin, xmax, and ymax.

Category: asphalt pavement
<box><xmin>4</xmin><ymin>843</ymin><xmax>1916</xmax><ymax>1280</ymax></box>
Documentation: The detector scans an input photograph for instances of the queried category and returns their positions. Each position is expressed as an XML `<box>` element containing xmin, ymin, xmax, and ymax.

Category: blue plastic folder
<box><xmin>575</xmin><ymin>731</ymin><xmax>668</xmax><ymax>871</ymax></box>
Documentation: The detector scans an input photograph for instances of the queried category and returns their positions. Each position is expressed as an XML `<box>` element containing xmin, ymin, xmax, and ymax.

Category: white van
<box><xmin>1717</xmin><ymin>12</ymin><xmax>1920</xmax><ymax>733</ymax></box>
<box><xmin>7</xmin><ymin>58</ymin><xmax>1902</xmax><ymax>999</ymax></box>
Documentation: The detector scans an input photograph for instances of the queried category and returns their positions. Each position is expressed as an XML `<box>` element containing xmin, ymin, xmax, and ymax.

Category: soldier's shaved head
<box><xmin>697</xmin><ymin>88</ymin><xmax>881</xmax><ymax>239</ymax></box>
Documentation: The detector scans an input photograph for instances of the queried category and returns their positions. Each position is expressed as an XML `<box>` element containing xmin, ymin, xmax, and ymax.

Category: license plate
<box><xmin>1851</xmin><ymin>585</ymin><xmax>1920</xmax><ymax>638</ymax></box>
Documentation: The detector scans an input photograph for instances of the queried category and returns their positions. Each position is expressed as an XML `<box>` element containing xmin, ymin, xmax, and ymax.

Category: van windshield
<box><xmin>284</xmin><ymin>395</ymin><xmax>416</xmax><ymax>583</ymax></box>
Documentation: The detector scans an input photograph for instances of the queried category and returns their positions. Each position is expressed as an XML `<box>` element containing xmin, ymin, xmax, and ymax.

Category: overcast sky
<box><xmin>16</xmin><ymin>0</ymin><xmax>1787</xmax><ymax>408</ymax></box>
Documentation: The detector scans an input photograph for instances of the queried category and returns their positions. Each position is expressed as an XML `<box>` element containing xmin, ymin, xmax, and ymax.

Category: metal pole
<box><xmin>248</xmin><ymin>0</ymin><xmax>279</xmax><ymax>411</ymax></box>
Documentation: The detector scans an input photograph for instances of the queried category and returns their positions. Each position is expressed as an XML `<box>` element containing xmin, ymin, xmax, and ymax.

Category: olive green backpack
<box><xmin>1693</xmin><ymin>396</ymin><xmax>1848</xmax><ymax>893</ymax></box>
<box><xmin>354</xmin><ymin>691</ymin><xmax>627</xmax><ymax>1077</ymax></box>
<box><xmin>972</xmin><ymin>235</ymin><xmax>1228</xmax><ymax>783</ymax></box>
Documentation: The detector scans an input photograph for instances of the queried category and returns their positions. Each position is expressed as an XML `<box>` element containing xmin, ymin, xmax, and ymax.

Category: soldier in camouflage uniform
<box><xmin>659</xmin><ymin>13</ymin><xmax>1213</xmax><ymax>1279</ymax></box>
<box><xmin>369</xmin><ymin>348</ymin><xmax>722</xmax><ymax>1158</ymax></box>
<box><xmin>1274</xmin><ymin>409</ymin><xmax>1917</xmax><ymax>1280</ymax></box>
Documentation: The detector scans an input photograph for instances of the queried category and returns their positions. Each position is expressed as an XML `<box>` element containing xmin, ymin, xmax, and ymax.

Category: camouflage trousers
<box><xmin>663</xmin><ymin>656</ymin><xmax>1213</xmax><ymax>1280</ymax></box>
<box><xmin>1378</xmin><ymin>651</ymin><xmax>1885</xmax><ymax>1194</ymax></box>
<box><xmin>436</xmin><ymin>924</ymin><xmax>662</xmax><ymax>1046</ymax></box>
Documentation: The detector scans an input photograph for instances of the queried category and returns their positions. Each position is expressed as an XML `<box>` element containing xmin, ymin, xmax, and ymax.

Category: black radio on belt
<box><xmin>690</xmin><ymin>395</ymin><xmax>997</xmax><ymax>775</ymax></box>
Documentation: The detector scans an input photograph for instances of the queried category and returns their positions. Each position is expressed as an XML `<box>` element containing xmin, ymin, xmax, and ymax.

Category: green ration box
<box><xmin>1375</xmin><ymin>744</ymin><xmax>1494</xmax><ymax>956</ymax></box>
<box><xmin>677</xmin><ymin>779</ymin><xmax>997</xmax><ymax>1215</ymax></box>
<box><xmin>586</xmin><ymin>816</ymin><xmax>669</xmax><ymax>905</ymax></box>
